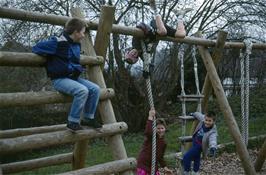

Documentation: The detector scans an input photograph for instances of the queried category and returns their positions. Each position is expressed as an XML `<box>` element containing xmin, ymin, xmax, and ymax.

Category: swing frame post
<box><xmin>254</xmin><ymin>139</ymin><xmax>266</xmax><ymax>172</ymax></box>
<box><xmin>93</xmin><ymin>6</ymin><xmax>133</xmax><ymax>175</ymax></box>
<box><xmin>201</xmin><ymin>30</ymin><xmax>228</xmax><ymax>111</ymax></box>
<box><xmin>197</xmin><ymin>42</ymin><xmax>256</xmax><ymax>175</ymax></box>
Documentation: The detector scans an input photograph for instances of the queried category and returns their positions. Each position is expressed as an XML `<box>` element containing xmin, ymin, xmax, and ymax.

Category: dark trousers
<box><xmin>183</xmin><ymin>142</ymin><xmax>202</xmax><ymax>172</ymax></box>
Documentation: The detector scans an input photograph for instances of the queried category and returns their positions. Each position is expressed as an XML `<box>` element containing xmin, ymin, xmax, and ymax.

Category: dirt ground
<box><xmin>172</xmin><ymin>150</ymin><xmax>266</xmax><ymax>175</ymax></box>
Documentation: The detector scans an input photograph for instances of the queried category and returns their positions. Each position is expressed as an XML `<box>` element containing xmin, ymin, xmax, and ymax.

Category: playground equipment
<box><xmin>0</xmin><ymin>6</ymin><xmax>135</xmax><ymax>175</ymax></box>
<box><xmin>1</xmin><ymin>4</ymin><xmax>266</xmax><ymax>175</ymax></box>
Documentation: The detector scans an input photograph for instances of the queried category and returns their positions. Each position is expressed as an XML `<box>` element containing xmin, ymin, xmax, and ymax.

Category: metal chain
<box><xmin>141</xmin><ymin>41</ymin><xmax>156</xmax><ymax>175</ymax></box>
<box><xmin>240</xmin><ymin>39</ymin><xmax>252</xmax><ymax>146</ymax></box>
<box><xmin>192</xmin><ymin>46</ymin><xmax>202</xmax><ymax>113</ymax></box>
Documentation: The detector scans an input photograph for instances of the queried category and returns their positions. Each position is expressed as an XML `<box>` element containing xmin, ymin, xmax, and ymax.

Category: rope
<box><xmin>141</xmin><ymin>41</ymin><xmax>156</xmax><ymax>175</ymax></box>
<box><xmin>240</xmin><ymin>39</ymin><xmax>252</xmax><ymax>146</ymax></box>
<box><xmin>178</xmin><ymin>44</ymin><xmax>186</xmax><ymax>154</ymax></box>
<box><xmin>192</xmin><ymin>45</ymin><xmax>202</xmax><ymax>113</ymax></box>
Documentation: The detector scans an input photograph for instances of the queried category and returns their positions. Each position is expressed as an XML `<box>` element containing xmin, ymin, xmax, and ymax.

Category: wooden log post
<box><xmin>198</xmin><ymin>46</ymin><xmax>256</xmax><ymax>175</ymax></box>
<box><xmin>254</xmin><ymin>139</ymin><xmax>266</xmax><ymax>172</ymax></box>
<box><xmin>0</xmin><ymin>88</ymin><xmax>114</xmax><ymax>108</ymax></box>
<box><xmin>201</xmin><ymin>31</ymin><xmax>228</xmax><ymax>111</ymax></box>
<box><xmin>70</xmin><ymin>8</ymin><xmax>94</xmax><ymax>170</ymax></box>
<box><xmin>57</xmin><ymin>158</ymin><xmax>136</xmax><ymax>175</ymax></box>
<box><xmin>0</xmin><ymin>122</ymin><xmax>127</xmax><ymax>155</ymax></box>
<box><xmin>0</xmin><ymin>124</ymin><xmax>66</xmax><ymax>139</ymax></box>
<box><xmin>2</xmin><ymin>153</ymin><xmax>73</xmax><ymax>174</ymax></box>
<box><xmin>90</xmin><ymin>5</ymin><xmax>133</xmax><ymax>175</ymax></box>
<box><xmin>2</xmin><ymin>7</ymin><xmax>266</xmax><ymax>49</ymax></box>
<box><xmin>185</xmin><ymin>31</ymin><xmax>227</xmax><ymax>150</ymax></box>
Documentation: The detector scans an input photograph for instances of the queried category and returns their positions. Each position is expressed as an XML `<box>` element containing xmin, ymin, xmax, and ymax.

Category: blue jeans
<box><xmin>52</xmin><ymin>77</ymin><xmax>100</xmax><ymax>123</ymax></box>
<box><xmin>183</xmin><ymin>142</ymin><xmax>202</xmax><ymax>172</ymax></box>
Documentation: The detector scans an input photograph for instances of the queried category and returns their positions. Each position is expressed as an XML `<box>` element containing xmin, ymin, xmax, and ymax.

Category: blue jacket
<box><xmin>32</xmin><ymin>32</ymin><xmax>84</xmax><ymax>80</ymax></box>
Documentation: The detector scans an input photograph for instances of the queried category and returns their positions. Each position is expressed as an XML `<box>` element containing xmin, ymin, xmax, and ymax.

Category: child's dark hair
<box><xmin>156</xmin><ymin>118</ymin><xmax>167</xmax><ymax>127</ymax></box>
<box><xmin>64</xmin><ymin>18</ymin><xmax>87</xmax><ymax>35</ymax></box>
<box><xmin>206</xmin><ymin>111</ymin><xmax>216</xmax><ymax>121</ymax></box>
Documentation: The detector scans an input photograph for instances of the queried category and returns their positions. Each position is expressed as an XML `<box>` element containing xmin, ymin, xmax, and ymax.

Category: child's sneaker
<box><xmin>66</xmin><ymin>122</ymin><xmax>83</xmax><ymax>132</ymax></box>
<box><xmin>81</xmin><ymin>119</ymin><xmax>102</xmax><ymax>129</ymax></box>
<box><xmin>192</xmin><ymin>171</ymin><xmax>199</xmax><ymax>175</ymax></box>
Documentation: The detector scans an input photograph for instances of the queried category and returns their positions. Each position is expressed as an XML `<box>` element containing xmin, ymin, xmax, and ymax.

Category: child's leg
<box><xmin>154</xmin><ymin>15</ymin><xmax>167</xmax><ymax>36</ymax></box>
<box><xmin>183</xmin><ymin>145</ymin><xmax>201</xmax><ymax>172</ymax></box>
<box><xmin>193</xmin><ymin>149</ymin><xmax>201</xmax><ymax>172</ymax></box>
<box><xmin>175</xmin><ymin>19</ymin><xmax>186</xmax><ymax>38</ymax></box>
<box><xmin>172</xmin><ymin>8</ymin><xmax>192</xmax><ymax>38</ymax></box>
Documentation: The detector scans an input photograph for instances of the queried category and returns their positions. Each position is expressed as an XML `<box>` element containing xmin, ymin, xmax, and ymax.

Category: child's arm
<box><xmin>209</xmin><ymin>130</ymin><xmax>218</xmax><ymax>149</ymax></box>
<box><xmin>32</xmin><ymin>37</ymin><xmax>57</xmax><ymax>56</ymax></box>
<box><xmin>144</xmin><ymin>108</ymin><xmax>156</xmax><ymax>136</ymax></box>
<box><xmin>208</xmin><ymin>130</ymin><xmax>218</xmax><ymax>157</ymax></box>
<box><xmin>191</xmin><ymin>112</ymin><xmax>205</xmax><ymax>122</ymax></box>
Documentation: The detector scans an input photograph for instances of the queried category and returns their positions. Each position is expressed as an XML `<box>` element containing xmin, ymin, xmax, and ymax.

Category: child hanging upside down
<box><xmin>137</xmin><ymin>108</ymin><xmax>173</xmax><ymax>175</ymax></box>
<box><xmin>183</xmin><ymin>111</ymin><xmax>218</xmax><ymax>175</ymax></box>
<box><xmin>125</xmin><ymin>14</ymin><xmax>187</xmax><ymax>64</ymax></box>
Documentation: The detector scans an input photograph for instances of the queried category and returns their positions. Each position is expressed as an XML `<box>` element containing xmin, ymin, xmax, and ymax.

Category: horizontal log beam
<box><xmin>0</xmin><ymin>122</ymin><xmax>127</xmax><ymax>155</ymax></box>
<box><xmin>0</xmin><ymin>124</ymin><xmax>66</xmax><ymax>139</ymax></box>
<box><xmin>0</xmin><ymin>51</ymin><xmax>104</xmax><ymax>67</ymax></box>
<box><xmin>1</xmin><ymin>7</ymin><xmax>266</xmax><ymax>49</ymax></box>
<box><xmin>2</xmin><ymin>152</ymin><xmax>73</xmax><ymax>174</ymax></box>
<box><xmin>58</xmin><ymin>158</ymin><xmax>136</xmax><ymax>175</ymax></box>
<box><xmin>0</xmin><ymin>88</ymin><xmax>114</xmax><ymax>107</ymax></box>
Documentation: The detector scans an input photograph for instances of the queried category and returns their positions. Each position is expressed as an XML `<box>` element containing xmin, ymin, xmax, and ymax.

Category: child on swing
<box><xmin>137</xmin><ymin>108</ymin><xmax>173</xmax><ymax>175</ymax></box>
<box><xmin>183</xmin><ymin>111</ymin><xmax>218</xmax><ymax>175</ymax></box>
<box><xmin>125</xmin><ymin>2</ymin><xmax>189</xmax><ymax>64</ymax></box>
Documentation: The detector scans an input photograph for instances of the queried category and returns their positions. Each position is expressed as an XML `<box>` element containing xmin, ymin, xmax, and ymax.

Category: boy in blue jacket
<box><xmin>32</xmin><ymin>18</ymin><xmax>101</xmax><ymax>131</ymax></box>
<box><xmin>183</xmin><ymin>111</ymin><xmax>218</xmax><ymax>175</ymax></box>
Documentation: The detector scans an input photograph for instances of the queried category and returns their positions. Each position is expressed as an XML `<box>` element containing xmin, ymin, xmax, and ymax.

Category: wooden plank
<box><xmin>2</xmin><ymin>153</ymin><xmax>72</xmax><ymax>174</ymax></box>
<box><xmin>177</xmin><ymin>94</ymin><xmax>204</xmax><ymax>102</ymax></box>
<box><xmin>0</xmin><ymin>88</ymin><xmax>114</xmax><ymax>107</ymax></box>
<box><xmin>58</xmin><ymin>158</ymin><xmax>136</xmax><ymax>175</ymax></box>
<box><xmin>0</xmin><ymin>122</ymin><xmax>127</xmax><ymax>155</ymax></box>
<box><xmin>198</xmin><ymin>46</ymin><xmax>256</xmax><ymax>175</ymax></box>
<box><xmin>0</xmin><ymin>51</ymin><xmax>103</xmax><ymax>67</ymax></box>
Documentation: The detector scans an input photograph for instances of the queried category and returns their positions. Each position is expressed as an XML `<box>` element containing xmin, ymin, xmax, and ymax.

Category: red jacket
<box><xmin>137</xmin><ymin>120</ymin><xmax>167</xmax><ymax>173</ymax></box>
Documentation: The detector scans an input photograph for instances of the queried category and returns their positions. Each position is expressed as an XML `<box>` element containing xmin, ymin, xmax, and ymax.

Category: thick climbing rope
<box><xmin>141</xmin><ymin>41</ymin><xmax>156</xmax><ymax>175</ymax></box>
<box><xmin>178</xmin><ymin>44</ymin><xmax>187</xmax><ymax>154</ymax></box>
<box><xmin>240</xmin><ymin>39</ymin><xmax>252</xmax><ymax>146</ymax></box>
<box><xmin>192</xmin><ymin>45</ymin><xmax>202</xmax><ymax>113</ymax></box>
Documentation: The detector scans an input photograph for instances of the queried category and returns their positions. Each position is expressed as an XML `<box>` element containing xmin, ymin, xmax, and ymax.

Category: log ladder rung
<box><xmin>178</xmin><ymin>136</ymin><xmax>193</xmax><ymax>143</ymax></box>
